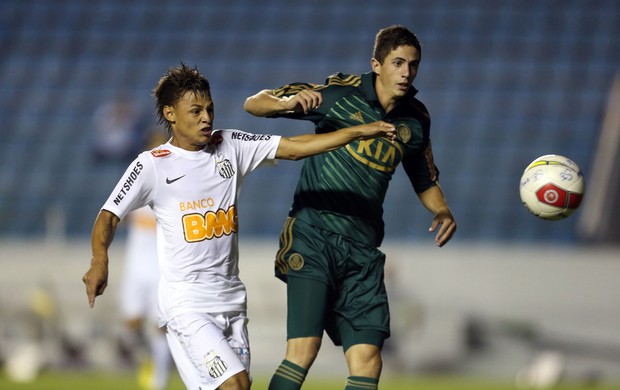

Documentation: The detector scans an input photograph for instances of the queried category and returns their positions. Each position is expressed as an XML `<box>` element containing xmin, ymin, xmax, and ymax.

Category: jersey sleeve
<box><xmin>268</xmin><ymin>81</ymin><xmax>326</xmax><ymax>123</ymax></box>
<box><xmin>272</xmin><ymin>82</ymin><xmax>319</xmax><ymax>99</ymax></box>
<box><xmin>221</xmin><ymin>130</ymin><xmax>281</xmax><ymax>178</ymax></box>
<box><xmin>402</xmin><ymin>140</ymin><xmax>440</xmax><ymax>194</ymax></box>
<box><xmin>101</xmin><ymin>152</ymin><xmax>156</xmax><ymax>220</ymax></box>
<box><xmin>268</xmin><ymin>73</ymin><xmax>360</xmax><ymax>127</ymax></box>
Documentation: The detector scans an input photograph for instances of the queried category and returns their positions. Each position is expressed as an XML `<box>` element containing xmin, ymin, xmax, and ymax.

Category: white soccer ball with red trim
<box><xmin>519</xmin><ymin>154</ymin><xmax>585</xmax><ymax>221</ymax></box>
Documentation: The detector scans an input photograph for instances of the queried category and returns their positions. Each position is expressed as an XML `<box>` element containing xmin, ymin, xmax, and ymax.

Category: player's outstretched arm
<box><xmin>244</xmin><ymin>89</ymin><xmax>323</xmax><ymax>116</ymax></box>
<box><xmin>275</xmin><ymin>121</ymin><xmax>396</xmax><ymax>161</ymax></box>
<box><xmin>82</xmin><ymin>209</ymin><xmax>120</xmax><ymax>308</ymax></box>
<box><xmin>418</xmin><ymin>185</ymin><xmax>457</xmax><ymax>247</ymax></box>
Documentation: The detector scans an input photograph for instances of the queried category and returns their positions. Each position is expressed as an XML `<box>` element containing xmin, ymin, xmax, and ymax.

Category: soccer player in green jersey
<box><xmin>244</xmin><ymin>25</ymin><xmax>457</xmax><ymax>389</ymax></box>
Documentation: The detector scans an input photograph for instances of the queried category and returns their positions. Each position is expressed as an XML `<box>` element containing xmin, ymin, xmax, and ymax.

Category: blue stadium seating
<box><xmin>1</xmin><ymin>0</ymin><xmax>618</xmax><ymax>243</ymax></box>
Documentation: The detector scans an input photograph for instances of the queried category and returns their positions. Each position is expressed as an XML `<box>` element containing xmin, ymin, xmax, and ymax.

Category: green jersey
<box><xmin>271</xmin><ymin>72</ymin><xmax>438</xmax><ymax>247</ymax></box>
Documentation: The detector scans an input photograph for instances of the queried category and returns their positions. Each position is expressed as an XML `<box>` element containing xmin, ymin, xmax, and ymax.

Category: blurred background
<box><xmin>1</xmin><ymin>0</ymin><xmax>619</xmax><ymax>388</ymax></box>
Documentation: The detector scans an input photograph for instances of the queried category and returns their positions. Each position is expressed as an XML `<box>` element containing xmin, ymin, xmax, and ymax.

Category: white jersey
<box><xmin>102</xmin><ymin>129</ymin><xmax>281</xmax><ymax>327</ymax></box>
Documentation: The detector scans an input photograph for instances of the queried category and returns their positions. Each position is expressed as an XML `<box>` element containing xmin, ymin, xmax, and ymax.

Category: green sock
<box><xmin>268</xmin><ymin>359</ymin><xmax>308</xmax><ymax>390</ymax></box>
<box><xmin>344</xmin><ymin>376</ymin><xmax>379</xmax><ymax>390</ymax></box>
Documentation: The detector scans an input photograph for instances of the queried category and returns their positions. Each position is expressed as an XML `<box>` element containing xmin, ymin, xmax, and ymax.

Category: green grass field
<box><xmin>1</xmin><ymin>371</ymin><xmax>618</xmax><ymax>390</ymax></box>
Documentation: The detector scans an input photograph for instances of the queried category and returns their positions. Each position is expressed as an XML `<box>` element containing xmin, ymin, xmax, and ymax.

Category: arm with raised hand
<box><xmin>275</xmin><ymin>121</ymin><xmax>395</xmax><ymax>161</ymax></box>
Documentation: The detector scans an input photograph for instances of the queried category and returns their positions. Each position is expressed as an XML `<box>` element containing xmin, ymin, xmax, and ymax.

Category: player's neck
<box><xmin>374</xmin><ymin>82</ymin><xmax>399</xmax><ymax>114</ymax></box>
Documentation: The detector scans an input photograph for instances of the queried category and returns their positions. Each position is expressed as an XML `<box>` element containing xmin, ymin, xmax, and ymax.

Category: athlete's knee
<box><xmin>217</xmin><ymin>370</ymin><xmax>250</xmax><ymax>390</ymax></box>
<box><xmin>345</xmin><ymin>344</ymin><xmax>382</xmax><ymax>378</ymax></box>
<box><xmin>285</xmin><ymin>336</ymin><xmax>322</xmax><ymax>368</ymax></box>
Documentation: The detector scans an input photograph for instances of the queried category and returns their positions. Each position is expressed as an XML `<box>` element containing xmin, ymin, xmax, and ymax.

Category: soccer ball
<box><xmin>519</xmin><ymin>154</ymin><xmax>585</xmax><ymax>220</ymax></box>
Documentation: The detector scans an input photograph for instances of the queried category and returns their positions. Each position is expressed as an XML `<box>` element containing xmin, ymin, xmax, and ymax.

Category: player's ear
<box><xmin>163</xmin><ymin>106</ymin><xmax>175</xmax><ymax>123</ymax></box>
<box><xmin>371</xmin><ymin>58</ymin><xmax>381</xmax><ymax>74</ymax></box>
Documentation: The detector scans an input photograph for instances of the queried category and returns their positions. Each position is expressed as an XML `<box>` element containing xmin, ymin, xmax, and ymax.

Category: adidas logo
<box><xmin>349</xmin><ymin>111</ymin><xmax>364</xmax><ymax>123</ymax></box>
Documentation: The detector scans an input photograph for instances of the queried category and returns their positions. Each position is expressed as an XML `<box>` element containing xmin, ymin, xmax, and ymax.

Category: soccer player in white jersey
<box><xmin>83</xmin><ymin>63</ymin><xmax>395</xmax><ymax>390</ymax></box>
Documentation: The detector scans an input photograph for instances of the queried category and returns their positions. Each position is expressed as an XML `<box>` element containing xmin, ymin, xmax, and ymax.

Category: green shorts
<box><xmin>275</xmin><ymin>217</ymin><xmax>390</xmax><ymax>350</ymax></box>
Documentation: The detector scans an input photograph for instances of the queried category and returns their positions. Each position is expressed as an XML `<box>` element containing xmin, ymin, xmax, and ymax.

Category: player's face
<box><xmin>372</xmin><ymin>45</ymin><xmax>420</xmax><ymax>109</ymax></box>
<box><xmin>165</xmin><ymin>91</ymin><xmax>215</xmax><ymax>151</ymax></box>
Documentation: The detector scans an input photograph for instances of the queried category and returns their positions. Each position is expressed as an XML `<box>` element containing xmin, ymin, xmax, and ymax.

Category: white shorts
<box><xmin>165</xmin><ymin>311</ymin><xmax>251</xmax><ymax>390</ymax></box>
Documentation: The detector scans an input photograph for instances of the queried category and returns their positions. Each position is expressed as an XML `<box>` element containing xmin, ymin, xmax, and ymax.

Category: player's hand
<box><xmin>429</xmin><ymin>208</ymin><xmax>456</xmax><ymax>247</ymax></box>
<box><xmin>281</xmin><ymin>90</ymin><xmax>323</xmax><ymax>114</ymax></box>
<box><xmin>355</xmin><ymin>121</ymin><xmax>396</xmax><ymax>142</ymax></box>
<box><xmin>82</xmin><ymin>255</ymin><xmax>109</xmax><ymax>308</ymax></box>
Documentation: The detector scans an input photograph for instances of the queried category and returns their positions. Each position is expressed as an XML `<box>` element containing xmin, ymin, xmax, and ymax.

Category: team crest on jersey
<box><xmin>216</xmin><ymin>159</ymin><xmax>235</xmax><ymax>178</ymax></box>
<box><xmin>151</xmin><ymin>149</ymin><xmax>171</xmax><ymax>157</ymax></box>
<box><xmin>204</xmin><ymin>350</ymin><xmax>228</xmax><ymax>379</ymax></box>
<box><xmin>288</xmin><ymin>253</ymin><xmax>304</xmax><ymax>271</ymax></box>
<box><xmin>396</xmin><ymin>124</ymin><xmax>411</xmax><ymax>143</ymax></box>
